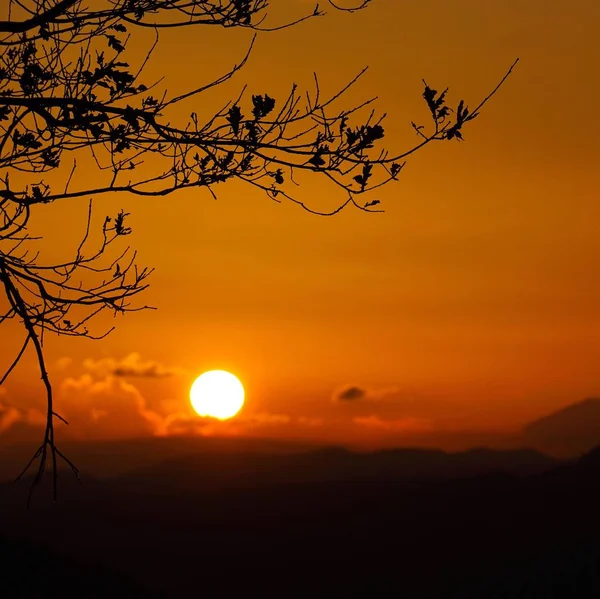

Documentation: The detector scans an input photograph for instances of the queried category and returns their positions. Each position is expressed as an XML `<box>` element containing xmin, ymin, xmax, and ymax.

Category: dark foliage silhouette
<box><xmin>0</xmin><ymin>0</ymin><xmax>517</xmax><ymax>499</ymax></box>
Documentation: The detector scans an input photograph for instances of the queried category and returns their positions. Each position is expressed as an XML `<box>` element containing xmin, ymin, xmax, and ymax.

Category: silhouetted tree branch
<box><xmin>0</xmin><ymin>0</ymin><xmax>517</xmax><ymax>502</ymax></box>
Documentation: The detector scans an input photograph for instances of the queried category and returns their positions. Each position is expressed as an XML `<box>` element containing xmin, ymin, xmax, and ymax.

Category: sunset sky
<box><xmin>1</xmin><ymin>0</ymin><xmax>599</xmax><ymax>450</ymax></box>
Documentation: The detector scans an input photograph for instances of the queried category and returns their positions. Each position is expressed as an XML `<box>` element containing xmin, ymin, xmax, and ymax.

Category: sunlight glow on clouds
<box><xmin>1</xmin><ymin>350</ymin><xmax>427</xmax><ymax>444</ymax></box>
<box><xmin>0</xmin><ymin>401</ymin><xmax>21</xmax><ymax>434</ymax></box>
<box><xmin>83</xmin><ymin>352</ymin><xmax>186</xmax><ymax>379</ymax></box>
<box><xmin>60</xmin><ymin>373</ymin><xmax>167</xmax><ymax>439</ymax></box>
<box><xmin>353</xmin><ymin>415</ymin><xmax>433</xmax><ymax>432</ymax></box>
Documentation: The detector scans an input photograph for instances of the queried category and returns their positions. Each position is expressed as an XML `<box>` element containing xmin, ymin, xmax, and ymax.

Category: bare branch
<box><xmin>0</xmin><ymin>0</ymin><xmax>517</xmax><ymax>503</ymax></box>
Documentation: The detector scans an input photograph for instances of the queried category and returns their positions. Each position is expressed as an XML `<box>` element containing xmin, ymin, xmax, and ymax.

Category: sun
<box><xmin>190</xmin><ymin>370</ymin><xmax>245</xmax><ymax>420</ymax></box>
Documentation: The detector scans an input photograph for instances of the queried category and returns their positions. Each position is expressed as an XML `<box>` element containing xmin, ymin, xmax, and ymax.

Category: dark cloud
<box><xmin>333</xmin><ymin>384</ymin><xmax>404</xmax><ymax>404</ymax></box>
<box><xmin>335</xmin><ymin>386</ymin><xmax>367</xmax><ymax>402</ymax></box>
<box><xmin>113</xmin><ymin>363</ymin><xmax>172</xmax><ymax>378</ymax></box>
<box><xmin>83</xmin><ymin>353</ymin><xmax>184</xmax><ymax>379</ymax></box>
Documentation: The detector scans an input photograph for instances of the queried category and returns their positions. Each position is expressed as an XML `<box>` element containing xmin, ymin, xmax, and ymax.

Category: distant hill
<box><xmin>0</xmin><ymin>434</ymin><xmax>315</xmax><ymax>482</ymax></box>
<box><xmin>116</xmin><ymin>444</ymin><xmax>557</xmax><ymax>493</ymax></box>
<box><xmin>0</xmin><ymin>442</ymin><xmax>597</xmax><ymax>599</ymax></box>
<box><xmin>2</xmin><ymin>434</ymin><xmax>557</xmax><ymax>485</ymax></box>
<box><xmin>523</xmin><ymin>397</ymin><xmax>600</xmax><ymax>457</ymax></box>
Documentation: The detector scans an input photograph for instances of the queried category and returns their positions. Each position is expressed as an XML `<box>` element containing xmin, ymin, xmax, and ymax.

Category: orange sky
<box><xmin>1</xmin><ymin>0</ymin><xmax>599</xmax><ymax>450</ymax></box>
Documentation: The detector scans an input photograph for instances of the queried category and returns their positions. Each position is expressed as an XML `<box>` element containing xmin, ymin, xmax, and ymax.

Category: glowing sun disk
<box><xmin>190</xmin><ymin>370</ymin><xmax>244</xmax><ymax>420</ymax></box>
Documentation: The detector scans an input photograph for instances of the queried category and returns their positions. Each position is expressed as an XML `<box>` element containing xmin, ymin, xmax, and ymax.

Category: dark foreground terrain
<box><xmin>1</xmin><ymin>441</ymin><xmax>599</xmax><ymax>598</ymax></box>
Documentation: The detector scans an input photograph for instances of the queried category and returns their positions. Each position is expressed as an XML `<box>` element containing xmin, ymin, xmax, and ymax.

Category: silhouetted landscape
<box><xmin>1</xmin><ymin>0</ymin><xmax>599</xmax><ymax>597</ymax></box>
<box><xmin>2</xmin><ymin>433</ymin><xmax>600</xmax><ymax>598</ymax></box>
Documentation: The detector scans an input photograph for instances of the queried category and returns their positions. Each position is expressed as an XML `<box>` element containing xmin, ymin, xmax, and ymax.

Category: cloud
<box><xmin>0</xmin><ymin>401</ymin><xmax>21</xmax><ymax>434</ymax></box>
<box><xmin>158</xmin><ymin>411</ymin><xmax>318</xmax><ymax>439</ymax></box>
<box><xmin>335</xmin><ymin>386</ymin><xmax>366</xmax><ymax>402</ymax></box>
<box><xmin>55</xmin><ymin>357</ymin><xmax>73</xmax><ymax>370</ymax></box>
<box><xmin>298</xmin><ymin>416</ymin><xmax>324</xmax><ymax>428</ymax></box>
<box><xmin>333</xmin><ymin>384</ymin><xmax>400</xmax><ymax>403</ymax></box>
<box><xmin>1</xmin><ymin>371</ymin><xmax>170</xmax><ymax>441</ymax></box>
<box><xmin>83</xmin><ymin>353</ymin><xmax>184</xmax><ymax>379</ymax></box>
<box><xmin>59</xmin><ymin>373</ymin><xmax>167</xmax><ymax>439</ymax></box>
<box><xmin>353</xmin><ymin>415</ymin><xmax>433</xmax><ymax>432</ymax></box>
<box><xmin>0</xmin><ymin>398</ymin><xmax>46</xmax><ymax>439</ymax></box>
<box><xmin>57</xmin><ymin>371</ymin><xmax>308</xmax><ymax>441</ymax></box>
<box><xmin>1</xmin><ymin>359</ymin><xmax>325</xmax><ymax>443</ymax></box>
<box><xmin>250</xmin><ymin>413</ymin><xmax>292</xmax><ymax>426</ymax></box>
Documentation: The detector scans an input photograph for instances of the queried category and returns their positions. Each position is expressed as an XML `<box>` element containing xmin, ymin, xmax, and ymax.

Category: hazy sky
<box><xmin>1</xmin><ymin>0</ymin><xmax>599</xmax><ymax>449</ymax></box>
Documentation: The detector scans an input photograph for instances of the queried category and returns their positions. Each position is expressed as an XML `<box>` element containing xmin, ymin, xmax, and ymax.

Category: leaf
<box><xmin>437</xmin><ymin>106</ymin><xmax>450</xmax><ymax>120</ymax></box>
<box><xmin>114</xmin><ymin>210</ymin><xmax>132</xmax><ymax>236</ymax></box>
<box><xmin>339</xmin><ymin>115</ymin><xmax>348</xmax><ymax>135</ymax></box>
<box><xmin>346</xmin><ymin>125</ymin><xmax>384</xmax><ymax>154</ymax></box>
<box><xmin>122</xmin><ymin>106</ymin><xmax>140</xmax><ymax>131</ymax></box>
<box><xmin>143</xmin><ymin>96</ymin><xmax>159</xmax><ymax>108</ymax></box>
<box><xmin>245</xmin><ymin>122</ymin><xmax>258</xmax><ymax>144</ymax></box>
<box><xmin>41</xmin><ymin>148</ymin><xmax>60</xmax><ymax>168</ymax></box>
<box><xmin>31</xmin><ymin>185</ymin><xmax>45</xmax><ymax>201</ymax></box>
<box><xmin>105</xmin><ymin>35</ymin><xmax>125</xmax><ymax>53</ymax></box>
<box><xmin>422</xmin><ymin>82</ymin><xmax>449</xmax><ymax>121</ymax></box>
<box><xmin>308</xmin><ymin>154</ymin><xmax>325</xmax><ymax>168</ymax></box>
<box><xmin>89</xmin><ymin>124</ymin><xmax>104</xmax><ymax>139</ymax></box>
<box><xmin>364</xmin><ymin>199</ymin><xmax>381</xmax><ymax>209</ymax></box>
<box><xmin>446</xmin><ymin>126</ymin><xmax>463</xmax><ymax>141</ymax></box>
<box><xmin>365</xmin><ymin>125</ymin><xmax>384</xmax><ymax>143</ymax></box>
<box><xmin>39</xmin><ymin>22</ymin><xmax>50</xmax><ymax>41</ymax></box>
<box><xmin>353</xmin><ymin>163</ymin><xmax>373</xmax><ymax>190</ymax></box>
<box><xmin>13</xmin><ymin>130</ymin><xmax>42</xmax><ymax>149</ymax></box>
<box><xmin>390</xmin><ymin>162</ymin><xmax>402</xmax><ymax>178</ymax></box>
<box><xmin>422</xmin><ymin>83</ymin><xmax>438</xmax><ymax>115</ymax></box>
<box><xmin>308</xmin><ymin>144</ymin><xmax>328</xmax><ymax>168</ymax></box>
<box><xmin>220</xmin><ymin>151</ymin><xmax>235</xmax><ymax>169</ymax></box>
<box><xmin>346</xmin><ymin>128</ymin><xmax>360</xmax><ymax>148</ymax></box>
<box><xmin>252</xmin><ymin>94</ymin><xmax>276</xmax><ymax>120</ymax></box>
<box><xmin>239</xmin><ymin>155</ymin><xmax>253</xmax><ymax>171</ymax></box>
<box><xmin>227</xmin><ymin>105</ymin><xmax>243</xmax><ymax>135</ymax></box>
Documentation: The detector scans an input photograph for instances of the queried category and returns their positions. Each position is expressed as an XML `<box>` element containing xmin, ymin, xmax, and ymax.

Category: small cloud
<box><xmin>333</xmin><ymin>384</ymin><xmax>400</xmax><ymax>403</ymax></box>
<box><xmin>0</xmin><ymin>402</ymin><xmax>21</xmax><ymax>434</ymax></box>
<box><xmin>0</xmin><ymin>400</ymin><xmax>45</xmax><ymax>437</ymax></box>
<box><xmin>83</xmin><ymin>353</ymin><xmax>184</xmax><ymax>379</ymax></box>
<box><xmin>163</xmin><ymin>411</ymin><xmax>297</xmax><ymax>438</ymax></box>
<box><xmin>353</xmin><ymin>415</ymin><xmax>433</xmax><ymax>432</ymax></box>
<box><xmin>250</xmin><ymin>413</ymin><xmax>292</xmax><ymax>426</ymax></box>
<box><xmin>298</xmin><ymin>416</ymin><xmax>324</xmax><ymax>428</ymax></box>
<box><xmin>335</xmin><ymin>386</ymin><xmax>367</xmax><ymax>402</ymax></box>
<box><xmin>55</xmin><ymin>357</ymin><xmax>73</xmax><ymax>371</ymax></box>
